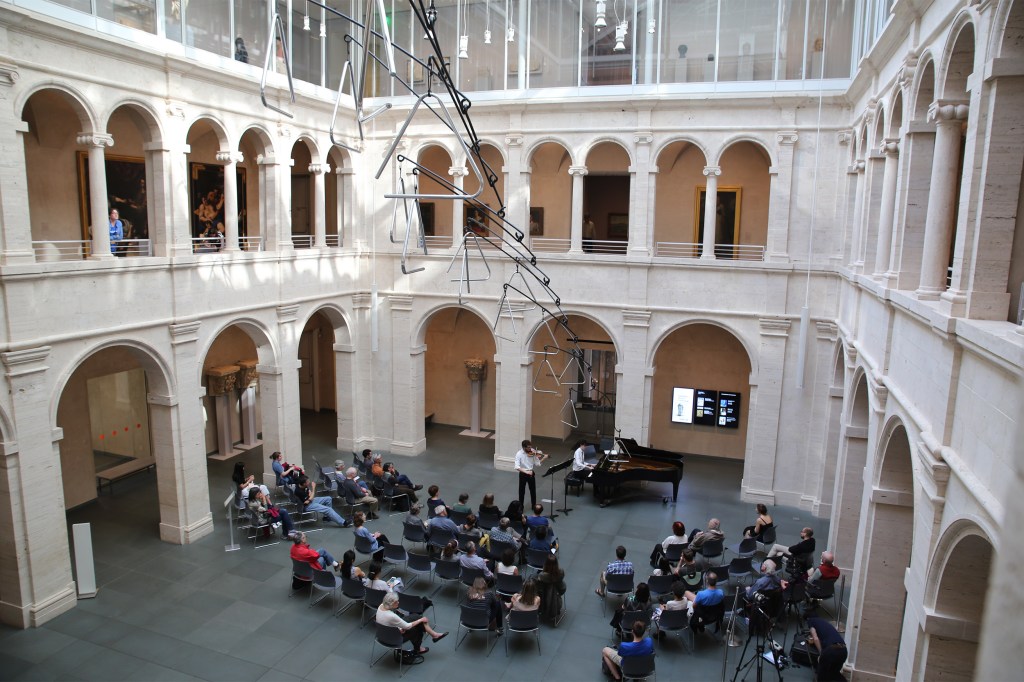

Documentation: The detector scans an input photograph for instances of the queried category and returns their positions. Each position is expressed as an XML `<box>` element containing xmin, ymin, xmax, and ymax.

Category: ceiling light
<box><xmin>426</xmin><ymin>0</ymin><xmax>437</xmax><ymax>27</ymax></box>
<box><xmin>484</xmin><ymin>29</ymin><xmax>491</xmax><ymax>44</ymax></box>
<box><xmin>614</xmin><ymin>21</ymin><xmax>627</xmax><ymax>52</ymax></box>
<box><xmin>459</xmin><ymin>34</ymin><xmax>469</xmax><ymax>59</ymax></box>
<box><xmin>596</xmin><ymin>1</ymin><xmax>607</xmax><ymax>29</ymax></box>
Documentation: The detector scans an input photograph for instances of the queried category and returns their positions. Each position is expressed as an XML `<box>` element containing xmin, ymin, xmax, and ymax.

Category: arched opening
<box><xmin>416</xmin><ymin>145</ymin><xmax>456</xmax><ymax>246</ymax></box>
<box><xmin>528</xmin><ymin>314</ymin><xmax>618</xmax><ymax>441</ymax></box>
<box><xmin>104</xmin><ymin>104</ymin><xmax>160</xmax><ymax>255</ymax></box>
<box><xmin>298</xmin><ymin>310</ymin><xmax>338</xmax><ymax>447</ymax></box>
<box><xmin>326</xmin><ymin>146</ymin><xmax>350</xmax><ymax>247</ymax></box>
<box><xmin>461</xmin><ymin>142</ymin><xmax>506</xmax><ymax>229</ymax></box>
<box><xmin>940</xmin><ymin>23</ymin><xmax>975</xmax><ymax>294</ymax></box>
<box><xmin>185</xmin><ymin>118</ymin><xmax>229</xmax><ymax>253</ymax></box>
<box><xmin>829</xmin><ymin>373</ymin><xmax>869</xmax><ymax>570</ymax></box>
<box><xmin>653</xmin><ymin>140</ymin><xmax>708</xmax><ymax>256</ymax></box>
<box><xmin>583</xmin><ymin>141</ymin><xmax>631</xmax><ymax>254</ymax></box>
<box><xmin>854</xmin><ymin>423</ymin><xmax>915</xmax><ymax>678</ymax></box>
<box><xmin>922</xmin><ymin>532</ymin><xmax>992</xmax><ymax>680</ymax></box>
<box><xmin>200</xmin><ymin>325</ymin><xmax>262</xmax><ymax>462</ymax></box>
<box><xmin>423</xmin><ymin>307</ymin><xmax>497</xmax><ymax>442</ymax></box>
<box><xmin>527</xmin><ymin>141</ymin><xmax>573</xmax><ymax>250</ymax></box>
<box><xmin>860</xmin><ymin>107</ymin><xmax>887</xmax><ymax>274</ymax></box>
<box><xmin>21</xmin><ymin>88</ymin><xmax>93</xmax><ymax>257</ymax></box>
<box><xmin>876</xmin><ymin>91</ymin><xmax>904</xmax><ymax>278</ymax></box>
<box><xmin>814</xmin><ymin>348</ymin><xmax>845</xmax><ymax>515</ymax></box>
<box><xmin>648</xmin><ymin>323</ymin><xmax>752</xmax><ymax>459</ymax></box>
<box><xmin>238</xmin><ymin>126</ymin><xmax>272</xmax><ymax>250</ymax></box>
<box><xmin>289</xmin><ymin>139</ymin><xmax>316</xmax><ymax>248</ymax></box>
<box><xmin>717</xmin><ymin>140</ymin><xmax>771</xmax><ymax>257</ymax></box>
<box><xmin>896</xmin><ymin>59</ymin><xmax>936</xmax><ymax>291</ymax></box>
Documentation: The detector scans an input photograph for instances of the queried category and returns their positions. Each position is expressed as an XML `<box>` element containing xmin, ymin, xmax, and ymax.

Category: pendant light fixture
<box><xmin>612</xmin><ymin>1</ymin><xmax>627</xmax><ymax>52</ymax></box>
<box><xmin>595</xmin><ymin>0</ymin><xmax>607</xmax><ymax>29</ymax></box>
<box><xmin>507</xmin><ymin>1</ymin><xmax>515</xmax><ymax>42</ymax></box>
<box><xmin>458</xmin><ymin>0</ymin><xmax>469</xmax><ymax>59</ymax></box>
<box><xmin>484</xmin><ymin>0</ymin><xmax>491</xmax><ymax>43</ymax></box>
<box><xmin>302</xmin><ymin>0</ymin><xmax>310</xmax><ymax>31</ymax></box>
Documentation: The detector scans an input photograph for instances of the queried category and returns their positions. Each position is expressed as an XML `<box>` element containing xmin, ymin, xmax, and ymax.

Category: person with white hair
<box><xmin>746</xmin><ymin>559</ymin><xmax>784</xmax><ymax>600</ymax></box>
<box><xmin>375</xmin><ymin>591</ymin><xmax>447</xmax><ymax>657</ymax></box>
<box><xmin>340</xmin><ymin>466</ymin><xmax>380</xmax><ymax>518</ymax></box>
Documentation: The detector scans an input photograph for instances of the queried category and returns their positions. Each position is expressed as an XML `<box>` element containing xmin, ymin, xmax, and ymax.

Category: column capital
<box><xmin>815</xmin><ymin>321</ymin><xmax>839</xmax><ymax>341</ymax></box>
<box><xmin>216</xmin><ymin>150</ymin><xmax>243</xmax><ymax>164</ymax></box>
<box><xmin>622</xmin><ymin>309</ymin><xmax>651</xmax><ymax>327</ymax></box>
<box><xmin>776</xmin><ymin>131</ymin><xmax>799</xmax><ymax>145</ymax></box>
<box><xmin>448</xmin><ymin>166</ymin><xmax>468</xmax><ymax>177</ymax></box>
<box><xmin>837</xmin><ymin>130</ymin><xmax>853</xmax><ymax>146</ymax></box>
<box><xmin>928</xmin><ymin>100</ymin><xmax>969</xmax><ymax>124</ymax></box>
<box><xmin>505</xmin><ymin>134</ymin><xmax>524</xmax><ymax>147</ymax></box>
<box><xmin>352</xmin><ymin>293</ymin><xmax>372</xmax><ymax>309</ymax></box>
<box><xmin>634</xmin><ymin>132</ymin><xmax>654</xmax><ymax>145</ymax></box>
<box><xmin>897</xmin><ymin>51</ymin><xmax>919</xmax><ymax>91</ymax></box>
<box><xmin>880</xmin><ymin>138</ymin><xmax>900</xmax><ymax>156</ymax></box>
<box><xmin>307</xmin><ymin>163</ymin><xmax>328</xmax><ymax>175</ymax></box>
<box><xmin>568</xmin><ymin>165</ymin><xmax>588</xmax><ymax>177</ymax></box>
<box><xmin>2</xmin><ymin>346</ymin><xmax>51</xmax><ymax>378</ymax></box>
<box><xmin>76</xmin><ymin>132</ymin><xmax>114</xmax><ymax>148</ymax></box>
<box><xmin>169</xmin><ymin>321</ymin><xmax>201</xmax><ymax>345</ymax></box>
<box><xmin>702</xmin><ymin>165</ymin><xmax>722</xmax><ymax>177</ymax></box>
<box><xmin>335</xmin><ymin>166</ymin><xmax>355</xmax><ymax>175</ymax></box>
<box><xmin>165</xmin><ymin>101</ymin><xmax>186</xmax><ymax>119</ymax></box>
<box><xmin>758</xmin><ymin>318</ymin><xmax>791</xmax><ymax>337</ymax></box>
<box><xmin>276</xmin><ymin>304</ymin><xmax>300</xmax><ymax>323</ymax></box>
<box><xmin>0</xmin><ymin>61</ymin><xmax>19</xmax><ymax>87</ymax></box>
<box><xmin>257</xmin><ymin>154</ymin><xmax>279</xmax><ymax>166</ymax></box>
<box><xmin>390</xmin><ymin>294</ymin><xmax>414</xmax><ymax>311</ymax></box>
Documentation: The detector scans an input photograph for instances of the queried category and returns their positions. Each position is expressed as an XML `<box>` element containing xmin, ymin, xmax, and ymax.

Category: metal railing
<box><xmin>33</xmin><ymin>239</ymin><xmax>153</xmax><ymax>260</ymax></box>
<box><xmin>530</xmin><ymin>237</ymin><xmax>570</xmax><ymax>253</ymax></box>
<box><xmin>292</xmin><ymin>234</ymin><xmax>313</xmax><ymax>249</ymax></box>
<box><xmin>116</xmin><ymin>239</ymin><xmax>152</xmax><ymax>257</ymax></box>
<box><xmin>325</xmin><ymin>234</ymin><xmax>341</xmax><ymax>247</ymax></box>
<box><xmin>422</xmin><ymin>235</ymin><xmax>452</xmax><ymax>250</ymax></box>
<box><xmin>655</xmin><ymin>242</ymin><xmax>766</xmax><ymax>261</ymax></box>
<box><xmin>584</xmin><ymin>239</ymin><xmax>628</xmax><ymax>254</ymax></box>
<box><xmin>240</xmin><ymin>236</ymin><xmax>264</xmax><ymax>251</ymax></box>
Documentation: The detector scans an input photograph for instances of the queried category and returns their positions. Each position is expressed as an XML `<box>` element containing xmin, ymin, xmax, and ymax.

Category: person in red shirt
<box><xmin>289</xmin><ymin>531</ymin><xmax>339</xmax><ymax>572</ymax></box>
<box><xmin>807</xmin><ymin>551</ymin><xmax>840</xmax><ymax>585</ymax></box>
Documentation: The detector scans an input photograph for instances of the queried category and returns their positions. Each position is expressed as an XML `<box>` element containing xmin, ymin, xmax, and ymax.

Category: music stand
<box><xmin>543</xmin><ymin>457</ymin><xmax>575</xmax><ymax>516</ymax></box>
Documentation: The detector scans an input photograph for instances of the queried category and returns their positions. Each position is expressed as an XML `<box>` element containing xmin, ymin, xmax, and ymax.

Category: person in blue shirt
<box><xmin>684</xmin><ymin>572</ymin><xmax>726</xmax><ymax>632</ymax></box>
<box><xmin>269</xmin><ymin>451</ymin><xmax>299</xmax><ymax>486</ymax></box>
<box><xmin>529</xmin><ymin>524</ymin><xmax>558</xmax><ymax>553</ymax></box>
<box><xmin>602</xmin><ymin>621</ymin><xmax>654</xmax><ymax>681</ymax></box>
<box><xmin>108</xmin><ymin>208</ymin><xmax>124</xmax><ymax>256</ymax></box>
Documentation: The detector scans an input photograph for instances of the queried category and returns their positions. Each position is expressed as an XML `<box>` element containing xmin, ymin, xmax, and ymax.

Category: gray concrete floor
<box><xmin>0</xmin><ymin>412</ymin><xmax>833</xmax><ymax>681</ymax></box>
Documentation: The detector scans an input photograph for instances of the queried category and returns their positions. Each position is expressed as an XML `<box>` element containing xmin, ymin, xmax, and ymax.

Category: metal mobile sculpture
<box><xmin>261</xmin><ymin>0</ymin><xmax>589</xmax><ymax>427</ymax></box>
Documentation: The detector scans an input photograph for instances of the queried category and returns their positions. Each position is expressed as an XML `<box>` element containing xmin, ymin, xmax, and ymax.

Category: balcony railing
<box><xmin>192</xmin><ymin>236</ymin><xmax>265</xmax><ymax>253</ymax></box>
<box><xmin>240</xmin><ymin>236</ymin><xmax>264</xmax><ymax>252</ymax></box>
<box><xmin>292</xmin><ymin>235</ymin><xmax>313</xmax><ymax>249</ymax></box>
<box><xmin>655</xmin><ymin>242</ymin><xmax>765</xmax><ymax>261</ymax></box>
<box><xmin>422</xmin><ymin>236</ymin><xmax>452</xmax><ymax>250</ymax></box>
<box><xmin>530</xmin><ymin>238</ymin><xmax>570</xmax><ymax>253</ymax></box>
<box><xmin>325</xmin><ymin>235</ymin><xmax>341</xmax><ymax>248</ymax></box>
<box><xmin>33</xmin><ymin>239</ymin><xmax>152</xmax><ymax>260</ymax></box>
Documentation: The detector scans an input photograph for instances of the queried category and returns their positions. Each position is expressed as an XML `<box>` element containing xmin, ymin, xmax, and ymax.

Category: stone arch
<box><xmin>654</xmin><ymin>139</ymin><xmax>710</xmax><ymax>245</ymax></box>
<box><xmin>652</xmin><ymin>136</ymin><xmax>710</xmax><ymax>168</ymax></box>
<box><xmin>712</xmin><ymin>135</ymin><xmax>776</xmax><ymax>167</ymax></box>
<box><xmin>856</xmin><ymin>124</ymin><xmax>869</xmax><ymax>160</ymax></box>
<box><xmin>872</xmin><ymin>104</ymin><xmax>887</xmax><ymax>149</ymax></box>
<box><xmin>646</xmin><ymin>319</ymin><xmax>758</xmax><ymax>376</ymax></box>
<box><xmin>939</xmin><ymin>16</ymin><xmax>977</xmax><ymax>99</ymax></box>
<box><xmin>524</xmin><ymin>136</ymin><xmax>577</xmax><ymax>168</ymax></box>
<box><xmin>887</xmin><ymin>90</ymin><xmax>904</xmax><ymax>138</ymax></box>
<box><xmin>528</xmin><ymin>140</ymin><xmax>574</xmax><ymax>243</ymax></box>
<box><xmin>185</xmin><ymin>114</ymin><xmax>230</xmax><ymax>150</ymax></box>
<box><xmin>325</xmin><ymin>145</ymin><xmax>351</xmax><ymax>247</ymax></box>
<box><xmin>17</xmin><ymin>81</ymin><xmax>97</xmax><ymax>133</ymax></box>
<box><xmin>814</xmin><ymin>344</ymin><xmax>847</xmax><ymax>516</ymax></box>
<box><xmin>581</xmin><ymin>137</ymin><xmax>635</xmax><ymax>168</ymax></box>
<box><xmin>911</xmin><ymin>55</ymin><xmax>937</xmax><ymax>121</ymax></box>
<box><xmin>462</xmin><ymin>141</ymin><xmax>507</xmax><ymax>214</ymax></box>
<box><xmin>289</xmin><ymin>137</ymin><xmax>318</xmax><ymax>244</ymax></box>
<box><xmin>102</xmin><ymin>99</ymin><xmax>164</xmax><ymax>146</ymax></box>
<box><xmin>105</xmin><ymin>101</ymin><xmax>165</xmax><ymax>244</ymax></box>
<box><xmin>994</xmin><ymin>0</ymin><xmax>1024</xmax><ymax>59</ymax></box>
<box><xmin>297</xmin><ymin>304</ymin><xmax>352</xmax><ymax>447</ymax></box>
<box><xmin>197</xmin><ymin>317</ymin><xmax>279</xmax><ymax>385</ymax></box>
<box><xmin>829</xmin><ymin>369</ymin><xmax>871</xmax><ymax>569</ymax></box>
<box><xmin>416</xmin><ymin>143</ymin><xmax>457</xmax><ymax>240</ymax></box>
<box><xmin>715</xmin><ymin>139</ymin><xmax>772</xmax><ymax>252</ymax></box>
<box><xmin>293</xmin><ymin>134</ymin><xmax>322</xmax><ymax>165</ymax></box>
<box><xmin>237</xmin><ymin>124</ymin><xmax>275</xmax><ymax>245</ymax></box>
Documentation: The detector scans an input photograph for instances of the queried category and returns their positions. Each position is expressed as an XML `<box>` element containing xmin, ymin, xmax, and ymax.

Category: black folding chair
<box><xmin>505</xmin><ymin>608</ymin><xmax>541</xmax><ymax>656</ymax></box>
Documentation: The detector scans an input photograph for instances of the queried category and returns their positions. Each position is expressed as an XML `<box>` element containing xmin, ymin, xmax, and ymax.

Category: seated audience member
<box><xmin>766</xmin><ymin>527</ymin><xmax>815</xmax><ymax>560</ymax></box>
<box><xmin>503</xmin><ymin>499</ymin><xmax>527</xmax><ymax>528</ymax></box>
<box><xmin>743</xmin><ymin>503</ymin><xmax>775</xmax><ymax>541</ymax></box>
<box><xmin>489</xmin><ymin>516</ymin><xmax>524</xmax><ymax>547</ymax></box>
<box><xmin>596</xmin><ymin>545</ymin><xmax>634</xmax><ymax>597</ymax></box>
<box><xmin>289</xmin><ymin>531</ymin><xmax>339</xmax><ymax>571</ymax></box>
<box><xmin>352</xmin><ymin>511</ymin><xmax>389</xmax><ymax>562</ymax></box>
<box><xmin>341</xmin><ymin>467</ymin><xmax>380</xmax><ymax>518</ymax></box>
<box><xmin>232</xmin><ymin>461</ymin><xmax>269</xmax><ymax>503</ymax></box>
<box><xmin>247</xmin><ymin>487</ymin><xmax>294</xmax><ymax>537</ymax></box>
<box><xmin>537</xmin><ymin>555</ymin><xmax>567</xmax><ymax>621</ymax></box>
<box><xmin>807</xmin><ymin>551</ymin><xmax>840</xmax><ymax>586</ymax></box>
<box><xmin>689</xmin><ymin>518</ymin><xmax>725</xmax><ymax>550</ymax></box>
<box><xmin>526</xmin><ymin>504</ymin><xmax>550</xmax><ymax>532</ymax></box>
<box><xmin>684</xmin><ymin>572</ymin><xmax>725</xmax><ymax>632</ymax></box>
<box><xmin>439</xmin><ymin>539</ymin><xmax>459</xmax><ymax>561</ymax></box>
<box><xmin>496</xmin><ymin>547</ymin><xmax>520</xmax><ymax>576</ymax></box>
<box><xmin>375</xmin><ymin>591</ymin><xmax>447</xmax><ymax>658</ymax></box>
<box><xmin>369</xmin><ymin>453</ymin><xmax>385</xmax><ymax>479</ymax></box>
<box><xmin>611</xmin><ymin>582</ymin><xmax>653</xmax><ymax>631</ymax></box>
<box><xmin>366</xmin><ymin>562</ymin><xmax>389</xmax><ymax>592</ymax></box>
<box><xmin>746</xmin><ymin>559</ymin><xmax>784</xmax><ymax>601</ymax></box>
<box><xmin>427</xmin><ymin>505</ymin><xmax>459</xmax><ymax>537</ymax></box>
<box><xmin>338</xmin><ymin>549</ymin><xmax>367</xmax><ymax>584</ymax></box>
<box><xmin>478</xmin><ymin>493</ymin><xmax>501</xmax><ymax>518</ymax></box>
<box><xmin>269</xmin><ymin>451</ymin><xmax>300</xmax><ymax>486</ymax></box>
<box><xmin>510</xmin><ymin>577</ymin><xmax>541</xmax><ymax>612</ymax></box>
<box><xmin>674</xmin><ymin>548</ymin><xmax>700</xmax><ymax>578</ymax></box>
<box><xmin>381</xmin><ymin>462</ymin><xmax>420</xmax><ymax>503</ymax></box>
<box><xmin>382</xmin><ymin>460</ymin><xmax>421</xmax><ymax>491</ymax></box>
<box><xmin>602</xmin><ymin>621</ymin><xmax>654</xmax><ymax>682</ymax></box>
<box><xmin>653</xmin><ymin>584</ymin><xmax>690</xmax><ymax>625</ymax></box>
<box><xmin>460</xmin><ymin>514</ymin><xmax>483</xmax><ymax>541</ymax></box>
<box><xmin>651</xmin><ymin>520</ymin><xmax>687</xmax><ymax>567</ymax></box>
<box><xmin>360</xmin><ymin>449</ymin><xmax>374</xmax><ymax>472</ymax></box>
<box><xmin>529</xmin><ymin>525</ymin><xmax>557</xmax><ymax>553</ymax></box>
<box><xmin>466</xmin><ymin>577</ymin><xmax>503</xmax><ymax>632</ymax></box>
<box><xmin>807</xmin><ymin>616</ymin><xmax>847</xmax><ymax>681</ymax></box>
<box><xmin>342</xmin><ymin>458</ymin><xmax>371</xmax><ymax>494</ymax></box>
<box><xmin>405</xmin><ymin>504</ymin><xmax>428</xmax><ymax>531</ymax></box>
<box><xmin>295</xmin><ymin>475</ymin><xmax>349</xmax><ymax>528</ymax></box>
<box><xmin>459</xmin><ymin>541</ymin><xmax>494</xmax><ymax>580</ymax></box>
<box><xmin>452</xmin><ymin>493</ymin><xmax>472</xmax><ymax>514</ymax></box>
<box><xmin>426</xmin><ymin>485</ymin><xmax>447</xmax><ymax>516</ymax></box>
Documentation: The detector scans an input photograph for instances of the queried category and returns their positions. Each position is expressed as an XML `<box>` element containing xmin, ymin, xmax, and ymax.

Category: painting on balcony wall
<box><xmin>188</xmin><ymin>162</ymin><xmax>248</xmax><ymax>245</ymax></box>
<box><xmin>608</xmin><ymin>213</ymin><xmax>629</xmax><ymax>240</ymax></box>
<box><xmin>529</xmin><ymin>207</ymin><xmax>544</xmax><ymax>236</ymax></box>
<box><xmin>695</xmin><ymin>187</ymin><xmax>741</xmax><ymax>257</ymax></box>
<box><xmin>419</xmin><ymin>202</ymin><xmax>435</xmax><ymax>236</ymax></box>
<box><xmin>465</xmin><ymin>204</ymin><xmax>489</xmax><ymax>236</ymax></box>
<box><xmin>77</xmin><ymin>153</ymin><xmax>148</xmax><ymax>241</ymax></box>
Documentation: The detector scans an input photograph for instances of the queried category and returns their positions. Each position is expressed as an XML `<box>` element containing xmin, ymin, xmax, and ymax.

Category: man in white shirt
<box><xmin>375</xmin><ymin>591</ymin><xmax>447</xmax><ymax>657</ymax></box>
<box><xmin>514</xmin><ymin>439</ymin><xmax>548</xmax><ymax>508</ymax></box>
<box><xmin>572</xmin><ymin>438</ymin><xmax>596</xmax><ymax>473</ymax></box>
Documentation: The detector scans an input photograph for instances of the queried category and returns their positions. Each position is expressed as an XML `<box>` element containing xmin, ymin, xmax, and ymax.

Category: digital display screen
<box><xmin>671</xmin><ymin>387</ymin><xmax>694</xmax><ymax>424</ymax></box>
<box><xmin>694</xmin><ymin>389</ymin><xmax>719</xmax><ymax>426</ymax></box>
<box><xmin>718</xmin><ymin>392</ymin><xmax>741</xmax><ymax>429</ymax></box>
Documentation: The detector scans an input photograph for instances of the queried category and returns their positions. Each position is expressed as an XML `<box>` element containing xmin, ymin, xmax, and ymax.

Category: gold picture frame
<box><xmin>694</xmin><ymin>187</ymin><xmax>742</xmax><ymax>256</ymax></box>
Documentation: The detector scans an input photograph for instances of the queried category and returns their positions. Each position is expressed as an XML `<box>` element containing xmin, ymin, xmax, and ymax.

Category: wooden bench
<box><xmin>96</xmin><ymin>458</ymin><xmax>156</xmax><ymax>494</ymax></box>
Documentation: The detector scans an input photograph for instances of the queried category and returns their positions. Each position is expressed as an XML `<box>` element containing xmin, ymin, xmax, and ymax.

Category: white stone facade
<box><xmin>0</xmin><ymin>1</ymin><xmax>1021</xmax><ymax>679</ymax></box>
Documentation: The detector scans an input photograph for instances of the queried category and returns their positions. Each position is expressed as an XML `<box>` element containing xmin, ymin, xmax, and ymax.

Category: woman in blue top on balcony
<box><xmin>108</xmin><ymin>208</ymin><xmax>123</xmax><ymax>256</ymax></box>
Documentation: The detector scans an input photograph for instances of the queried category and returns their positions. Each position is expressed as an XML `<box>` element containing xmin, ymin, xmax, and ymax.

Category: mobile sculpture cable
<box><xmin>262</xmin><ymin>0</ymin><xmax>591</xmax><ymax>426</ymax></box>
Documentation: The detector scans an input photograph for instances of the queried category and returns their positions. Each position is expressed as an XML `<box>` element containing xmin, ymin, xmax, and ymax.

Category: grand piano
<box><xmin>589</xmin><ymin>438</ymin><xmax>685</xmax><ymax>506</ymax></box>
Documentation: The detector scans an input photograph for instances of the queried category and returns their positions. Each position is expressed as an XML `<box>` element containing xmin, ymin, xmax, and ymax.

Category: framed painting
<box><xmin>77</xmin><ymin>153</ymin><xmax>148</xmax><ymax>240</ymax></box>
<box><xmin>188</xmin><ymin>162</ymin><xmax>247</xmax><ymax>239</ymax></box>
<box><xmin>464</xmin><ymin>203</ymin><xmax>489</xmax><ymax>236</ymax></box>
<box><xmin>695</xmin><ymin>187</ymin><xmax>741</xmax><ymax>256</ymax></box>
<box><xmin>529</xmin><ymin>207</ymin><xmax>544</xmax><ymax>236</ymax></box>
<box><xmin>608</xmin><ymin>212</ymin><xmax>629</xmax><ymax>240</ymax></box>
<box><xmin>419</xmin><ymin>202</ymin><xmax>435</xmax><ymax>236</ymax></box>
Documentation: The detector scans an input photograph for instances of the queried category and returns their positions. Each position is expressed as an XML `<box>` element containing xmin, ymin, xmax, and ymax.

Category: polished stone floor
<box><xmin>0</xmin><ymin>412</ymin><xmax>839</xmax><ymax>681</ymax></box>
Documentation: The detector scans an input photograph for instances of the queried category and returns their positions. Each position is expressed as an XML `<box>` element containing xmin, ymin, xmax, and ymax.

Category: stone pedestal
<box><xmin>237</xmin><ymin>360</ymin><xmax>260</xmax><ymax>447</ymax></box>
<box><xmin>207</xmin><ymin>365</ymin><xmax>238</xmax><ymax>460</ymax></box>
<box><xmin>460</xmin><ymin>359</ymin><xmax>491</xmax><ymax>438</ymax></box>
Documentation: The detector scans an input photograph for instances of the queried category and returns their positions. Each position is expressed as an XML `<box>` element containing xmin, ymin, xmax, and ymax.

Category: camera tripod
<box><xmin>731</xmin><ymin>600</ymin><xmax>784</xmax><ymax>682</ymax></box>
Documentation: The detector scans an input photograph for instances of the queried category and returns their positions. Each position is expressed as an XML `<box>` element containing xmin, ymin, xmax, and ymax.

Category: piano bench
<box><xmin>565</xmin><ymin>473</ymin><xmax>584</xmax><ymax>496</ymax></box>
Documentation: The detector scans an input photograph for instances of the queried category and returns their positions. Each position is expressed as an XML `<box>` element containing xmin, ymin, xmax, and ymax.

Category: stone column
<box><xmin>207</xmin><ymin>365</ymin><xmax>239</xmax><ymax>458</ymax></box>
<box><xmin>0</xmin><ymin>348</ymin><xmax>76</xmax><ymax>628</ymax></box>
<box><xmin>568</xmin><ymin>165</ymin><xmax>588</xmax><ymax>254</ymax></box>
<box><xmin>350</xmin><ymin>294</ymin><xmax>375</xmax><ymax>452</ymax></box>
<box><xmin>701</xmin><ymin>166</ymin><xmax>721</xmax><ymax>259</ymax></box>
<box><xmin>216</xmin><ymin>150</ymin><xmax>242</xmax><ymax>252</ymax></box>
<box><xmin>258</xmin><ymin>154</ymin><xmax>291</xmax><ymax>252</ymax></box>
<box><xmin>259</xmin><ymin>304</ymin><xmax>303</xmax><ymax>466</ymax></box>
<box><xmin>765</xmin><ymin>131</ymin><xmax>798</xmax><ymax>262</ymax></box>
<box><xmin>741</xmin><ymin>318</ymin><xmax>791</xmax><ymax>502</ymax></box>
<box><xmin>847</xmin><ymin>161</ymin><xmax>866</xmax><ymax>268</ymax></box>
<box><xmin>78</xmin><ymin>133</ymin><xmax>115</xmax><ymax>259</ymax></box>
<box><xmin>873</xmin><ymin>139</ymin><xmax>900</xmax><ymax>278</ymax></box>
<box><xmin>450</xmin><ymin>165</ymin><xmax>467</xmax><ymax>247</ymax></box>
<box><xmin>505</xmin><ymin>133</ymin><xmax>527</xmax><ymax>237</ymax></box>
<box><xmin>463</xmin><ymin>359</ymin><xmax>487</xmax><ymax>436</ymax></box>
<box><xmin>615</xmin><ymin>310</ymin><xmax>651</xmax><ymax>439</ymax></box>
<box><xmin>309</xmin><ymin>163</ymin><xmax>327</xmax><ymax>248</ymax></box>
<box><xmin>0</xmin><ymin>64</ymin><xmax>35</xmax><ymax>264</ymax></box>
<box><xmin>892</xmin><ymin>122</ymin><xmax>935</xmax><ymax>289</ymax></box>
<box><xmin>628</xmin><ymin>132</ymin><xmax>653</xmax><ymax>257</ymax></box>
<box><xmin>142</xmin><ymin>141</ymin><xmax>171</xmax><ymax>257</ymax></box>
<box><xmin>236</xmin><ymin>360</ymin><xmax>260</xmax><ymax>447</ymax></box>
<box><xmin>335</xmin><ymin>166</ymin><xmax>354</xmax><ymax>248</ymax></box>
<box><xmin>916</xmin><ymin>101</ymin><xmax>968</xmax><ymax>299</ymax></box>
<box><xmin>163</xmin><ymin>321</ymin><xmax>214</xmax><ymax>544</ymax></box>
<box><xmin>493</xmin><ymin>313</ymin><xmax>530</xmax><ymax>470</ymax></box>
<box><xmin>390</xmin><ymin>295</ymin><xmax>426</xmax><ymax>455</ymax></box>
